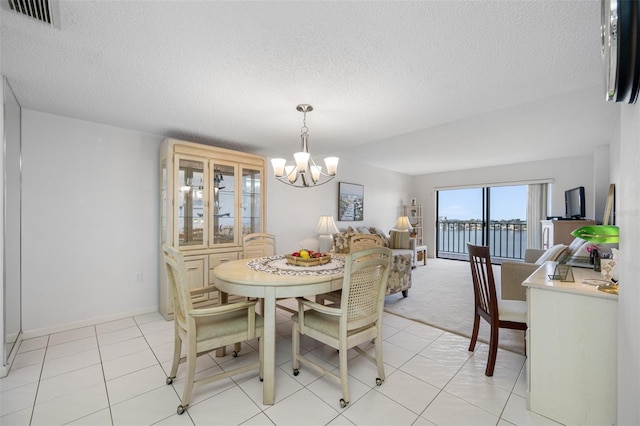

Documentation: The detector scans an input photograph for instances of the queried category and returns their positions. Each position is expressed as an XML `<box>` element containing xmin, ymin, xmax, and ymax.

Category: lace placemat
<box><xmin>247</xmin><ymin>255</ymin><xmax>345</xmax><ymax>276</ymax></box>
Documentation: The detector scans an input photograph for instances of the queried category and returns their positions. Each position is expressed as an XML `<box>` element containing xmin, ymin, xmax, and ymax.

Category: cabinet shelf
<box><xmin>403</xmin><ymin>203</ymin><xmax>423</xmax><ymax>246</ymax></box>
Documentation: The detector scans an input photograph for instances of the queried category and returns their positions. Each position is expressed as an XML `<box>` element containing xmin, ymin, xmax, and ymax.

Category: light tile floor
<box><xmin>0</xmin><ymin>305</ymin><xmax>562</xmax><ymax>426</ymax></box>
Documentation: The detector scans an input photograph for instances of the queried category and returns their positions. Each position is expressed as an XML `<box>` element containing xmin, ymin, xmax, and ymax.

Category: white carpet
<box><xmin>384</xmin><ymin>257</ymin><xmax>526</xmax><ymax>355</ymax></box>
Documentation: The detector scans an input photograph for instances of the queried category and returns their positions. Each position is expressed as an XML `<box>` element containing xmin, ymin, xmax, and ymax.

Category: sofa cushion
<box><xmin>389</xmin><ymin>230</ymin><xmax>411</xmax><ymax>249</ymax></box>
<box><xmin>535</xmin><ymin>244</ymin><xmax>568</xmax><ymax>265</ymax></box>
<box><xmin>333</xmin><ymin>230</ymin><xmax>356</xmax><ymax>253</ymax></box>
<box><xmin>368</xmin><ymin>227</ymin><xmax>390</xmax><ymax>247</ymax></box>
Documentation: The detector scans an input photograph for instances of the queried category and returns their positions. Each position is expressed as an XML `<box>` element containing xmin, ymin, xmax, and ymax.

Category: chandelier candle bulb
<box><xmin>311</xmin><ymin>165</ymin><xmax>321</xmax><ymax>182</ymax></box>
<box><xmin>294</xmin><ymin>151</ymin><xmax>310</xmax><ymax>171</ymax></box>
<box><xmin>324</xmin><ymin>157</ymin><xmax>339</xmax><ymax>175</ymax></box>
<box><xmin>285</xmin><ymin>165</ymin><xmax>297</xmax><ymax>183</ymax></box>
<box><xmin>271</xmin><ymin>158</ymin><xmax>286</xmax><ymax>177</ymax></box>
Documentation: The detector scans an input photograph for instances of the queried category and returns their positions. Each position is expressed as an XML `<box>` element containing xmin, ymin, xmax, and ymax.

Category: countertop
<box><xmin>522</xmin><ymin>260</ymin><xmax>618</xmax><ymax>300</ymax></box>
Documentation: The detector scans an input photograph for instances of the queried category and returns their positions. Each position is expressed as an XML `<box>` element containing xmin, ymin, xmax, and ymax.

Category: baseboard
<box><xmin>21</xmin><ymin>305</ymin><xmax>160</xmax><ymax>340</ymax></box>
<box><xmin>1</xmin><ymin>331</ymin><xmax>23</xmax><ymax>378</ymax></box>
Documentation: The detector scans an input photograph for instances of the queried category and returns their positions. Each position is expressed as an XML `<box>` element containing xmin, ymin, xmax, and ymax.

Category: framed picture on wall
<box><xmin>338</xmin><ymin>182</ymin><xmax>364</xmax><ymax>221</ymax></box>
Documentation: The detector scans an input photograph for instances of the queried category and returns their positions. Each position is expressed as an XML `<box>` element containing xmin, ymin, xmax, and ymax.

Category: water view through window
<box><xmin>437</xmin><ymin>185</ymin><xmax>527</xmax><ymax>261</ymax></box>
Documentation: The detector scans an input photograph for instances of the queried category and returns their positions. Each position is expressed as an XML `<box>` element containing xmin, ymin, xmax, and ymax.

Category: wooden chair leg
<box><xmin>339</xmin><ymin>342</ymin><xmax>350</xmax><ymax>406</ymax></box>
<box><xmin>485</xmin><ymin>323</ymin><xmax>499</xmax><ymax>377</ymax></box>
<box><xmin>374</xmin><ymin>336</ymin><xmax>385</xmax><ymax>382</ymax></box>
<box><xmin>168</xmin><ymin>329</ymin><xmax>181</xmax><ymax>381</ymax></box>
<box><xmin>291</xmin><ymin>321</ymin><xmax>300</xmax><ymax>371</ymax></box>
<box><xmin>469</xmin><ymin>313</ymin><xmax>480</xmax><ymax>351</ymax></box>
<box><xmin>259</xmin><ymin>335</ymin><xmax>264</xmax><ymax>380</ymax></box>
<box><xmin>180</xmin><ymin>338</ymin><xmax>198</xmax><ymax>412</ymax></box>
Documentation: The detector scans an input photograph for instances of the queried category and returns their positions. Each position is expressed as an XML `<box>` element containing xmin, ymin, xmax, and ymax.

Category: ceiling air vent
<box><xmin>3</xmin><ymin>0</ymin><xmax>60</xmax><ymax>28</ymax></box>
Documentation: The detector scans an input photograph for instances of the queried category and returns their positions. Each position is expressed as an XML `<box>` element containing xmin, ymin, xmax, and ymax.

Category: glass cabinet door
<box><xmin>160</xmin><ymin>159</ymin><xmax>168</xmax><ymax>245</ymax></box>
<box><xmin>241</xmin><ymin>166</ymin><xmax>263</xmax><ymax>237</ymax></box>
<box><xmin>177</xmin><ymin>158</ymin><xmax>206</xmax><ymax>247</ymax></box>
<box><xmin>211</xmin><ymin>163</ymin><xmax>237</xmax><ymax>246</ymax></box>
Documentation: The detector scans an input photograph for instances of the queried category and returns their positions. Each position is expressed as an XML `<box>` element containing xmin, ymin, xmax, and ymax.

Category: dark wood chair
<box><xmin>467</xmin><ymin>243</ymin><xmax>527</xmax><ymax>376</ymax></box>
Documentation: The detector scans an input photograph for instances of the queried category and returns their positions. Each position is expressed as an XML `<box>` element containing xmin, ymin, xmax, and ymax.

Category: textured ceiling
<box><xmin>0</xmin><ymin>1</ymin><xmax>620</xmax><ymax>175</ymax></box>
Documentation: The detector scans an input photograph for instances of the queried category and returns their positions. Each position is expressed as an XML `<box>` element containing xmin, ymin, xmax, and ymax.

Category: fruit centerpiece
<box><xmin>284</xmin><ymin>249</ymin><xmax>331</xmax><ymax>267</ymax></box>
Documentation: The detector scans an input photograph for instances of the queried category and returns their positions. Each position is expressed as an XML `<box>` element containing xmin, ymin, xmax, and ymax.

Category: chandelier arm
<box><xmin>275</xmin><ymin>174</ymin><xmax>336</xmax><ymax>188</ymax></box>
<box><xmin>308</xmin><ymin>155</ymin><xmax>316</xmax><ymax>166</ymax></box>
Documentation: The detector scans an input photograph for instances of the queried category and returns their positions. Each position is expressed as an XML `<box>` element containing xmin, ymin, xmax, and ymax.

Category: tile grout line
<box><xmin>497</xmin><ymin>361</ymin><xmax>527</xmax><ymax>423</ymax></box>
<box><xmin>135</xmin><ymin>315</ymin><xmax>197</xmax><ymax>425</ymax></box>
<box><xmin>91</xmin><ymin>324</ymin><xmax>115</xmax><ymax>426</ymax></box>
<box><xmin>27</xmin><ymin>334</ymin><xmax>49</xmax><ymax>426</ymax></box>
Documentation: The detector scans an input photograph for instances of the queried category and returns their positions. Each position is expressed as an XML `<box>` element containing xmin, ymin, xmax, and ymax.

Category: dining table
<box><xmin>212</xmin><ymin>254</ymin><xmax>345</xmax><ymax>405</ymax></box>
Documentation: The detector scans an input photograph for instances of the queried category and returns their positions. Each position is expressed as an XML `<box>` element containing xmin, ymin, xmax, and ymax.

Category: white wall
<box><xmin>412</xmin><ymin>154</ymin><xmax>600</xmax><ymax>254</ymax></box>
<box><xmin>617</xmin><ymin>104</ymin><xmax>640</xmax><ymax>424</ymax></box>
<box><xmin>19</xmin><ymin>110</ymin><xmax>413</xmax><ymax>335</ymax></box>
<box><xmin>266</xmin><ymin>159</ymin><xmax>414</xmax><ymax>254</ymax></box>
<box><xmin>594</xmin><ymin>144</ymin><xmax>611</xmax><ymax>222</ymax></box>
<box><xmin>21</xmin><ymin>110</ymin><xmax>163</xmax><ymax>335</ymax></box>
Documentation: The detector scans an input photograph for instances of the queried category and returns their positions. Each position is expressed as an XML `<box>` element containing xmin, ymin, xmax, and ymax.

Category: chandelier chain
<box><xmin>301</xmin><ymin>110</ymin><xmax>308</xmax><ymax>135</ymax></box>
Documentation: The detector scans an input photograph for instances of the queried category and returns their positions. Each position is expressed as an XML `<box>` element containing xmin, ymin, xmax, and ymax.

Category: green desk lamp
<box><xmin>571</xmin><ymin>225</ymin><xmax>620</xmax><ymax>294</ymax></box>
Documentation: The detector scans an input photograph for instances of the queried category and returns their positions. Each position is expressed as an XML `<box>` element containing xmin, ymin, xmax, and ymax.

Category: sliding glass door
<box><xmin>437</xmin><ymin>188</ymin><xmax>483</xmax><ymax>260</ymax></box>
<box><xmin>437</xmin><ymin>185</ymin><xmax>527</xmax><ymax>261</ymax></box>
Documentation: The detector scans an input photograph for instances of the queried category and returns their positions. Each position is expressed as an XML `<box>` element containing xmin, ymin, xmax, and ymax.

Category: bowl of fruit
<box><xmin>284</xmin><ymin>249</ymin><xmax>331</xmax><ymax>266</ymax></box>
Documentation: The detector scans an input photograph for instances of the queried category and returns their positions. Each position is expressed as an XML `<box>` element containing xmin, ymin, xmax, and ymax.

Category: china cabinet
<box><xmin>159</xmin><ymin>139</ymin><xmax>266</xmax><ymax>319</ymax></box>
<box><xmin>403</xmin><ymin>203</ymin><xmax>423</xmax><ymax>245</ymax></box>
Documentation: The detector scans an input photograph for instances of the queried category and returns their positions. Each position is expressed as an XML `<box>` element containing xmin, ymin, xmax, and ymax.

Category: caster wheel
<box><xmin>166</xmin><ymin>377</ymin><xmax>173</xmax><ymax>385</ymax></box>
<box><xmin>232</xmin><ymin>351</ymin><xmax>239</xmax><ymax>358</ymax></box>
<box><xmin>177</xmin><ymin>404</ymin><xmax>186</xmax><ymax>415</ymax></box>
<box><xmin>376</xmin><ymin>377</ymin><xmax>382</xmax><ymax>386</ymax></box>
<box><xmin>340</xmin><ymin>398</ymin><xmax>347</xmax><ymax>408</ymax></box>
<box><xmin>259</xmin><ymin>377</ymin><xmax>263</xmax><ymax>382</ymax></box>
<box><xmin>293</xmin><ymin>369</ymin><xmax>299</xmax><ymax>376</ymax></box>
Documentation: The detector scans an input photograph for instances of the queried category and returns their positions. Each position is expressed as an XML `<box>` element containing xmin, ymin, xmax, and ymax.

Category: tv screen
<box><xmin>565</xmin><ymin>186</ymin><xmax>586</xmax><ymax>219</ymax></box>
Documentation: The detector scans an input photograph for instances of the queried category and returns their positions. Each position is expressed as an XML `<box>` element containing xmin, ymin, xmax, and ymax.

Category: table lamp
<box><xmin>571</xmin><ymin>225</ymin><xmax>620</xmax><ymax>294</ymax></box>
<box><xmin>316</xmin><ymin>215</ymin><xmax>340</xmax><ymax>254</ymax></box>
<box><xmin>394</xmin><ymin>216</ymin><xmax>413</xmax><ymax>232</ymax></box>
<box><xmin>570</xmin><ymin>225</ymin><xmax>620</xmax><ymax>244</ymax></box>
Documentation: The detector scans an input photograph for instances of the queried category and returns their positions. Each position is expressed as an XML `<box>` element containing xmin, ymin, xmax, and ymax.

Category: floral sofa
<box><xmin>333</xmin><ymin>226</ymin><xmax>413</xmax><ymax>297</ymax></box>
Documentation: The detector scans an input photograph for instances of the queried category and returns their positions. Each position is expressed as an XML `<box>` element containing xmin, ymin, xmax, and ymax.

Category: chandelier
<box><xmin>271</xmin><ymin>104</ymin><xmax>339</xmax><ymax>188</ymax></box>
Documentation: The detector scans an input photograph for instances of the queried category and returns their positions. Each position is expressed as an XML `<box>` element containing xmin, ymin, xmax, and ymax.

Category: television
<box><xmin>565</xmin><ymin>186</ymin><xmax>586</xmax><ymax>219</ymax></box>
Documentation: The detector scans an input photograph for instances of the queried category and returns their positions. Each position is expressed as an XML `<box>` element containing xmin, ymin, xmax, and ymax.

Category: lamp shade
<box><xmin>316</xmin><ymin>215</ymin><xmax>339</xmax><ymax>235</ymax></box>
<box><xmin>394</xmin><ymin>216</ymin><xmax>413</xmax><ymax>231</ymax></box>
<box><xmin>571</xmin><ymin>225</ymin><xmax>620</xmax><ymax>244</ymax></box>
<box><xmin>271</xmin><ymin>158</ymin><xmax>286</xmax><ymax>177</ymax></box>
